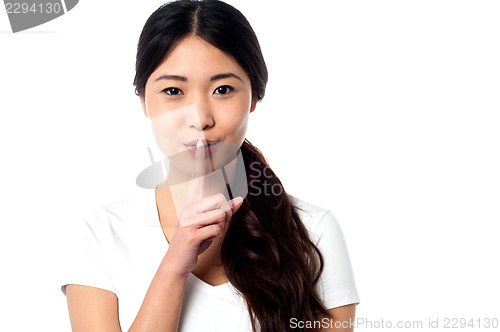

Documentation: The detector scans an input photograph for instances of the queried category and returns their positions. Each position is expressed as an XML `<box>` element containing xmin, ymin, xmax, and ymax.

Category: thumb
<box><xmin>229</xmin><ymin>196</ymin><xmax>244</xmax><ymax>214</ymax></box>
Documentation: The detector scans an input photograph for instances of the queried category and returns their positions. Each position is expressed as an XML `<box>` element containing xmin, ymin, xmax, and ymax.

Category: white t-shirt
<box><xmin>60</xmin><ymin>188</ymin><xmax>360</xmax><ymax>331</ymax></box>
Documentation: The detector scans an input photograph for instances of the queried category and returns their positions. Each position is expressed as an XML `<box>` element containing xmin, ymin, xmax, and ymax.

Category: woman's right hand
<box><xmin>163</xmin><ymin>139</ymin><xmax>244</xmax><ymax>278</ymax></box>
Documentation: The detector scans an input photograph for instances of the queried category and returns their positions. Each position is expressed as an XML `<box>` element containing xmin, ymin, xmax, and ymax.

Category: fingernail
<box><xmin>233</xmin><ymin>196</ymin><xmax>243</xmax><ymax>207</ymax></box>
<box><xmin>197</xmin><ymin>138</ymin><xmax>203</xmax><ymax>148</ymax></box>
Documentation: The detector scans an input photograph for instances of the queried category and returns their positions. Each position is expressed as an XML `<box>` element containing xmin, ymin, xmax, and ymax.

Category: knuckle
<box><xmin>216</xmin><ymin>193</ymin><xmax>226</xmax><ymax>202</ymax></box>
<box><xmin>185</xmin><ymin>229</ymin><xmax>197</xmax><ymax>244</ymax></box>
<box><xmin>213</xmin><ymin>225</ymin><xmax>222</xmax><ymax>236</ymax></box>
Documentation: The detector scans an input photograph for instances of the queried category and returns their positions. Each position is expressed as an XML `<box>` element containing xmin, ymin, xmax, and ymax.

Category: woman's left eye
<box><xmin>214</xmin><ymin>85</ymin><xmax>235</xmax><ymax>95</ymax></box>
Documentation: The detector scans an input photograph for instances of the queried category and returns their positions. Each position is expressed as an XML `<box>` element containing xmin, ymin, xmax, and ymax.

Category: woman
<box><xmin>61</xmin><ymin>1</ymin><xmax>360</xmax><ymax>331</ymax></box>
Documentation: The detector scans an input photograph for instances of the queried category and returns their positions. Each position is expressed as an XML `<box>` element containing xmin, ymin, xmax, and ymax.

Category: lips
<box><xmin>184</xmin><ymin>139</ymin><xmax>219</xmax><ymax>155</ymax></box>
<box><xmin>184</xmin><ymin>139</ymin><xmax>219</xmax><ymax>147</ymax></box>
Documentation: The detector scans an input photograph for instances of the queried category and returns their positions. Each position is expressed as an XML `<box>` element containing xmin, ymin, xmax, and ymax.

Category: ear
<box><xmin>140</xmin><ymin>94</ymin><xmax>149</xmax><ymax>118</ymax></box>
<box><xmin>249</xmin><ymin>98</ymin><xmax>258</xmax><ymax>113</ymax></box>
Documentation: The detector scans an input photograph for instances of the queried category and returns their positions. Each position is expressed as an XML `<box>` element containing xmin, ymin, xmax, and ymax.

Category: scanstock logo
<box><xmin>4</xmin><ymin>0</ymin><xmax>79</xmax><ymax>33</ymax></box>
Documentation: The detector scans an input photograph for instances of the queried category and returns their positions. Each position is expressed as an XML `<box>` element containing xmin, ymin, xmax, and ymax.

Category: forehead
<box><xmin>151</xmin><ymin>34</ymin><xmax>249</xmax><ymax>81</ymax></box>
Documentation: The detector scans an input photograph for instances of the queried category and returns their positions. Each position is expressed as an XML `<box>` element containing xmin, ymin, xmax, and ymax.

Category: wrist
<box><xmin>159</xmin><ymin>252</ymin><xmax>192</xmax><ymax>281</ymax></box>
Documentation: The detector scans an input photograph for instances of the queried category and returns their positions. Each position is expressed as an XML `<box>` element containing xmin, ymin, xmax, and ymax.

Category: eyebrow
<box><xmin>210</xmin><ymin>73</ymin><xmax>243</xmax><ymax>82</ymax></box>
<box><xmin>154</xmin><ymin>73</ymin><xmax>243</xmax><ymax>83</ymax></box>
<box><xmin>155</xmin><ymin>74</ymin><xmax>187</xmax><ymax>82</ymax></box>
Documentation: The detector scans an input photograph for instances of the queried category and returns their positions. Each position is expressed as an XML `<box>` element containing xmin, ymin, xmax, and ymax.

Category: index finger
<box><xmin>183</xmin><ymin>138</ymin><xmax>206</xmax><ymax>205</ymax></box>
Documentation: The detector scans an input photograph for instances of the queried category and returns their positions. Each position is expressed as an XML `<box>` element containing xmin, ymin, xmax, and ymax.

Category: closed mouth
<box><xmin>184</xmin><ymin>140</ymin><xmax>219</xmax><ymax>155</ymax></box>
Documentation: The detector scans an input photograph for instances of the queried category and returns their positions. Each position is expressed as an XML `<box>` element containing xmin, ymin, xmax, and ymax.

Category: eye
<box><xmin>214</xmin><ymin>85</ymin><xmax>235</xmax><ymax>95</ymax></box>
<box><xmin>162</xmin><ymin>87</ymin><xmax>184</xmax><ymax>96</ymax></box>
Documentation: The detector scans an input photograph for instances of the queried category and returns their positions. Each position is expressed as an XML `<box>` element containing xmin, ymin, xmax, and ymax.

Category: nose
<box><xmin>186</xmin><ymin>95</ymin><xmax>215</xmax><ymax>130</ymax></box>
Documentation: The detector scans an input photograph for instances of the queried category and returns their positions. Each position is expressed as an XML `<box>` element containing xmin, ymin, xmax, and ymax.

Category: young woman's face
<box><xmin>140</xmin><ymin>34</ymin><xmax>257</xmax><ymax>175</ymax></box>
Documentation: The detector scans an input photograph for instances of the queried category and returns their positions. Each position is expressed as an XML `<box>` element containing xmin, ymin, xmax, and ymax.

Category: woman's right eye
<box><xmin>162</xmin><ymin>87</ymin><xmax>184</xmax><ymax>96</ymax></box>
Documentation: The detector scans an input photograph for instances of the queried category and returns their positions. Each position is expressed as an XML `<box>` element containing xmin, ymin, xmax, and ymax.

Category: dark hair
<box><xmin>133</xmin><ymin>0</ymin><xmax>267</xmax><ymax>102</ymax></box>
<box><xmin>133</xmin><ymin>1</ymin><xmax>329</xmax><ymax>331</ymax></box>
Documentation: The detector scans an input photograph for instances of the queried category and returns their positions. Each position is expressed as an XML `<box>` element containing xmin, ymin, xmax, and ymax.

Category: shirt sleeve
<box><xmin>313</xmin><ymin>210</ymin><xmax>360</xmax><ymax>309</ymax></box>
<box><xmin>60</xmin><ymin>209</ymin><xmax>116</xmax><ymax>296</ymax></box>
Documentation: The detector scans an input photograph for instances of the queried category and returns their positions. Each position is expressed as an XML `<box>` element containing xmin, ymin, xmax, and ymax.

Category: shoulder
<box><xmin>289</xmin><ymin>195</ymin><xmax>361</xmax><ymax>308</ymax></box>
<box><xmin>81</xmin><ymin>188</ymin><xmax>155</xmax><ymax>228</ymax></box>
<box><xmin>67</xmin><ymin>189</ymin><xmax>156</xmax><ymax>246</ymax></box>
<box><xmin>288</xmin><ymin>194</ymin><xmax>341</xmax><ymax>242</ymax></box>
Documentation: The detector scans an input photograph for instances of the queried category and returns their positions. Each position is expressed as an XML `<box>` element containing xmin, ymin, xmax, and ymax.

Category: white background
<box><xmin>1</xmin><ymin>1</ymin><xmax>499</xmax><ymax>331</ymax></box>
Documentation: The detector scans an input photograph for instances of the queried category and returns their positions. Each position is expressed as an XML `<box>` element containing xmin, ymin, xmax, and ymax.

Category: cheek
<box><xmin>233</xmin><ymin>113</ymin><xmax>249</xmax><ymax>139</ymax></box>
<box><xmin>150</xmin><ymin>111</ymin><xmax>185</xmax><ymax>157</ymax></box>
<box><xmin>218</xmin><ymin>96</ymin><xmax>251</xmax><ymax>139</ymax></box>
<box><xmin>219</xmin><ymin>107</ymin><xmax>249</xmax><ymax>140</ymax></box>
<box><xmin>145</xmin><ymin>93</ymin><xmax>165</xmax><ymax>119</ymax></box>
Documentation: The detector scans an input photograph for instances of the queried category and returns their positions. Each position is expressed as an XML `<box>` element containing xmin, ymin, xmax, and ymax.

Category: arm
<box><xmin>314</xmin><ymin>210</ymin><xmax>360</xmax><ymax>332</ymax></box>
<box><xmin>321</xmin><ymin>304</ymin><xmax>357</xmax><ymax>332</ymax></box>
<box><xmin>66</xmin><ymin>285</ymin><xmax>122</xmax><ymax>332</ymax></box>
<box><xmin>126</xmin><ymin>252</ymin><xmax>188</xmax><ymax>331</ymax></box>
<box><xmin>65</xmin><ymin>253</ymin><xmax>188</xmax><ymax>332</ymax></box>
